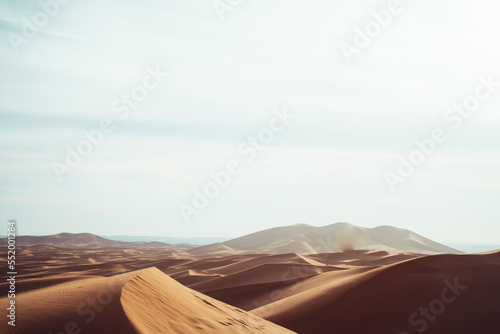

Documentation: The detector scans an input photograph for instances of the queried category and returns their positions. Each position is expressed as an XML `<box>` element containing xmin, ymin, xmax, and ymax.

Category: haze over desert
<box><xmin>2</xmin><ymin>0</ymin><xmax>500</xmax><ymax>333</ymax></box>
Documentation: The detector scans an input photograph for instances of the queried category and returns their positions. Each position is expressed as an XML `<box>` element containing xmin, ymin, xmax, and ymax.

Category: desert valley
<box><xmin>3</xmin><ymin>1</ymin><xmax>500</xmax><ymax>333</ymax></box>
<box><xmin>1</xmin><ymin>223</ymin><xmax>499</xmax><ymax>334</ymax></box>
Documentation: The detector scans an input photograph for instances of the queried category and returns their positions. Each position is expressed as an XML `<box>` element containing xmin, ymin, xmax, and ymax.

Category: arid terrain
<box><xmin>1</xmin><ymin>224</ymin><xmax>499</xmax><ymax>333</ymax></box>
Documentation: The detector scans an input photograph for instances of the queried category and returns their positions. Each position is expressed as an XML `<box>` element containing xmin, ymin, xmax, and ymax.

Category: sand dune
<box><xmin>1</xmin><ymin>226</ymin><xmax>497</xmax><ymax>333</ymax></box>
<box><xmin>2</xmin><ymin>244</ymin><xmax>498</xmax><ymax>333</ymax></box>
<box><xmin>0</xmin><ymin>271</ymin><xmax>138</xmax><ymax>334</ymax></box>
<box><xmin>0</xmin><ymin>267</ymin><xmax>295</xmax><ymax>334</ymax></box>
<box><xmin>122</xmin><ymin>268</ymin><xmax>295</xmax><ymax>333</ymax></box>
<box><xmin>183</xmin><ymin>251</ymin><xmax>420</xmax><ymax>311</ymax></box>
<box><xmin>252</xmin><ymin>252</ymin><xmax>500</xmax><ymax>334</ymax></box>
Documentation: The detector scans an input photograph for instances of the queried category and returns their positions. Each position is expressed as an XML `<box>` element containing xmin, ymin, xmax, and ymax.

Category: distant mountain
<box><xmin>0</xmin><ymin>232</ymin><xmax>191</xmax><ymax>250</ymax></box>
<box><xmin>3</xmin><ymin>224</ymin><xmax>467</xmax><ymax>255</ymax></box>
<box><xmin>102</xmin><ymin>235</ymin><xmax>230</xmax><ymax>245</ymax></box>
<box><xmin>0</xmin><ymin>232</ymin><xmax>115</xmax><ymax>248</ymax></box>
<box><xmin>189</xmin><ymin>223</ymin><xmax>462</xmax><ymax>255</ymax></box>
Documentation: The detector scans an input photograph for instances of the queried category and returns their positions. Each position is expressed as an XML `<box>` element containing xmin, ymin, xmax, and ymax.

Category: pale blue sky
<box><xmin>1</xmin><ymin>0</ymin><xmax>499</xmax><ymax>243</ymax></box>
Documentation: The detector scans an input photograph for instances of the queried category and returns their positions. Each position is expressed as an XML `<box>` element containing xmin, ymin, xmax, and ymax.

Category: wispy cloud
<box><xmin>0</xmin><ymin>0</ymin><xmax>499</xmax><ymax>242</ymax></box>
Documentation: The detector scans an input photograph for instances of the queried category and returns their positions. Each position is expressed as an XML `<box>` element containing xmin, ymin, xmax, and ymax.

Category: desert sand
<box><xmin>1</xmin><ymin>225</ymin><xmax>499</xmax><ymax>333</ymax></box>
